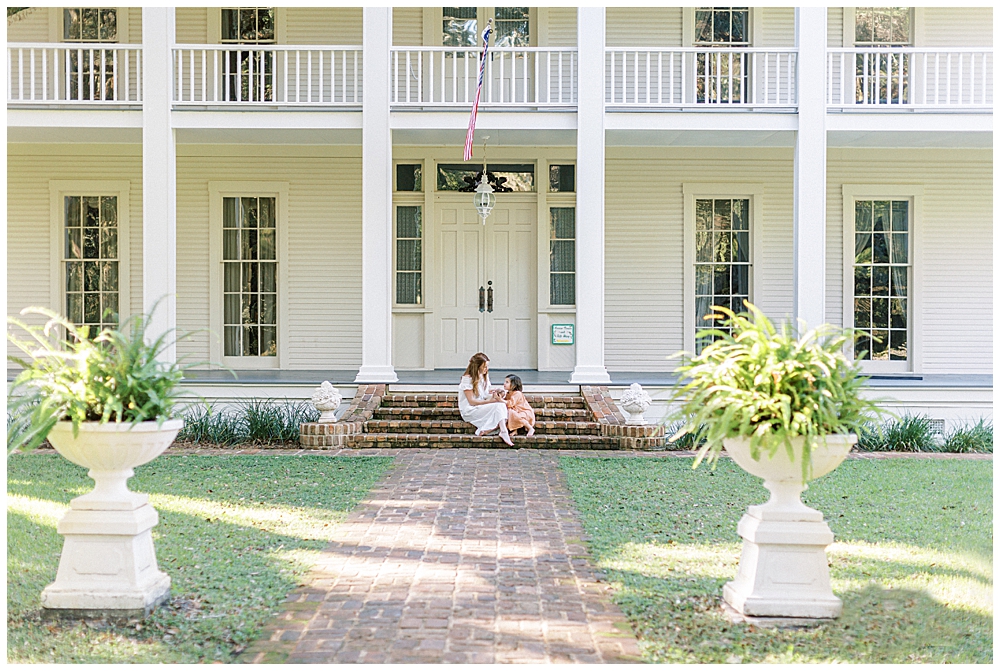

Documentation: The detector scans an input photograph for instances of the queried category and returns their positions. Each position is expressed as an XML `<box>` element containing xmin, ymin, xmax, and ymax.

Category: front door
<box><xmin>435</xmin><ymin>196</ymin><xmax>536</xmax><ymax>369</ymax></box>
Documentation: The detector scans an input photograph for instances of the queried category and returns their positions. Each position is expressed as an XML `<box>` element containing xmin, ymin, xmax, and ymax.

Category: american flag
<box><xmin>464</xmin><ymin>19</ymin><xmax>493</xmax><ymax>161</ymax></box>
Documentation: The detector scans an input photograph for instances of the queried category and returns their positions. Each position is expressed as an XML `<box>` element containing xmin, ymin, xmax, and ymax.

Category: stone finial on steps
<box><xmin>581</xmin><ymin>385</ymin><xmax>665</xmax><ymax>450</ymax></box>
<box><xmin>619</xmin><ymin>383</ymin><xmax>652</xmax><ymax>425</ymax></box>
<box><xmin>311</xmin><ymin>381</ymin><xmax>342</xmax><ymax>423</ymax></box>
<box><xmin>301</xmin><ymin>384</ymin><xmax>386</xmax><ymax>448</ymax></box>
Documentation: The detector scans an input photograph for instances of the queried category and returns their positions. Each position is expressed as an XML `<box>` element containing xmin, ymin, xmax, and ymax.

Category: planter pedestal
<box><xmin>722</xmin><ymin>435</ymin><xmax>855</xmax><ymax>620</ymax></box>
<box><xmin>41</xmin><ymin>420</ymin><xmax>181</xmax><ymax>619</ymax></box>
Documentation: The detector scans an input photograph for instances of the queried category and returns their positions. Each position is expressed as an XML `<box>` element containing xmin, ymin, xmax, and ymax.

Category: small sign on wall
<box><xmin>551</xmin><ymin>324</ymin><xmax>574</xmax><ymax>345</ymax></box>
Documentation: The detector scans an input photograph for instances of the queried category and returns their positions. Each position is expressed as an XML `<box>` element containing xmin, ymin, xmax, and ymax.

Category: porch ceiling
<box><xmin>392</xmin><ymin>128</ymin><xmax>576</xmax><ymax>146</ymax></box>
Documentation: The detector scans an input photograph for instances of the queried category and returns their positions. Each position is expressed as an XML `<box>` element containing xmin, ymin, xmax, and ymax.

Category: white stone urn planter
<box><xmin>722</xmin><ymin>433</ymin><xmax>856</xmax><ymax>620</ymax></box>
<box><xmin>41</xmin><ymin>418</ymin><xmax>182</xmax><ymax>618</ymax></box>
<box><xmin>619</xmin><ymin>383</ymin><xmax>652</xmax><ymax>425</ymax></box>
<box><xmin>311</xmin><ymin>381</ymin><xmax>342</xmax><ymax>423</ymax></box>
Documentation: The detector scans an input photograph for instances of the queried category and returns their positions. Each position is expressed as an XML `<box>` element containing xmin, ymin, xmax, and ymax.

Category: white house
<box><xmin>6</xmin><ymin>6</ymin><xmax>992</xmax><ymax>429</ymax></box>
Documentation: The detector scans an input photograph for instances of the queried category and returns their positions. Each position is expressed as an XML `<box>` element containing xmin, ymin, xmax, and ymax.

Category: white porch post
<box><xmin>142</xmin><ymin>7</ymin><xmax>177</xmax><ymax>361</ymax></box>
<box><xmin>793</xmin><ymin>7</ymin><xmax>828</xmax><ymax>329</ymax></box>
<box><xmin>355</xmin><ymin>7</ymin><xmax>398</xmax><ymax>383</ymax></box>
<box><xmin>570</xmin><ymin>6</ymin><xmax>611</xmax><ymax>384</ymax></box>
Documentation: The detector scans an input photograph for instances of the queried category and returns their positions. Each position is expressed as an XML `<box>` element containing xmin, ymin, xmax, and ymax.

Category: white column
<box><xmin>355</xmin><ymin>7</ymin><xmax>398</xmax><ymax>383</ymax></box>
<box><xmin>793</xmin><ymin>7</ymin><xmax>828</xmax><ymax>329</ymax></box>
<box><xmin>570</xmin><ymin>7</ymin><xmax>611</xmax><ymax>384</ymax></box>
<box><xmin>142</xmin><ymin>8</ymin><xmax>177</xmax><ymax>361</ymax></box>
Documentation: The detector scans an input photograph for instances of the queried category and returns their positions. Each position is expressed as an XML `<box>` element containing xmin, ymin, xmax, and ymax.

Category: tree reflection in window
<box><xmin>853</xmin><ymin>199</ymin><xmax>909</xmax><ymax>361</ymax></box>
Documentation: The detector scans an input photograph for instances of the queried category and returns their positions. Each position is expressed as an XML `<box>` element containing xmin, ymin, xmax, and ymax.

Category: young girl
<box><xmin>502</xmin><ymin>374</ymin><xmax>535</xmax><ymax>437</ymax></box>
<box><xmin>458</xmin><ymin>352</ymin><xmax>514</xmax><ymax>446</ymax></box>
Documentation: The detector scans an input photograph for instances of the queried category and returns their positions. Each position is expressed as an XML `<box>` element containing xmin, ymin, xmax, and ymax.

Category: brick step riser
<box><xmin>350</xmin><ymin>435</ymin><xmax>617</xmax><ymax>450</ymax></box>
<box><xmin>372</xmin><ymin>409</ymin><xmax>591</xmax><ymax>421</ymax></box>
<box><xmin>380</xmin><ymin>396</ymin><xmax>587</xmax><ymax>410</ymax></box>
<box><xmin>364</xmin><ymin>422</ymin><xmax>602</xmax><ymax>436</ymax></box>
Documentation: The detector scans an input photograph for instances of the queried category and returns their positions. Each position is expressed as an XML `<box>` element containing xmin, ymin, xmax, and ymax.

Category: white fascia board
<box><xmin>170</xmin><ymin>110</ymin><xmax>363</xmax><ymax>130</ymax></box>
<box><xmin>825</xmin><ymin>112</ymin><xmax>993</xmax><ymax>134</ymax></box>
<box><xmin>605</xmin><ymin>112</ymin><xmax>797</xmax><ymax>132</ymax></box>
<box><xmin>390</xmin><ymin>110</ymin><xmax>577</xmax><ymax>131</ymax></box>
<box><xmin>7</xmin><ymin>108</ymin><xmax>142</xmax><ymax>128</ymax></box>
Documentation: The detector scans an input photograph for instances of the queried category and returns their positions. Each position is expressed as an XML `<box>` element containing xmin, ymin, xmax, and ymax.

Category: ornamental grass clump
<box><xmin>6</xmin><ymin>306</ymin><xmax>187</xmax><ymax>454</ymax></box>
<box><xmin>669</xmin><ymin>302</ymin><xmax>883</xmax><ymax>476</ymax></box>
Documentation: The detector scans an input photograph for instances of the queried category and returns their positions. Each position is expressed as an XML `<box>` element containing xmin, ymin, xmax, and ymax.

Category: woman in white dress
<box><xmin>458</xmin><ymin>352</ymin><xmax>514</xmax><ymax>446</ymax></box>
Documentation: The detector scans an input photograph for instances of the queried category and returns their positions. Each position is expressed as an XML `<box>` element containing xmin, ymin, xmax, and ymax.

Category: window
<box><xmin>395</xmin><ymin>206</ymin><xmax>423</xmax><ymax>305</ymax></box>
<box><xmin>694</xmin><ymin>7</ymin><xmax>750</xmax><ymax>103</ymax></box>
<box><xmin>549</xmin><ymin>208</ymin><xmax>575</xmax><ymax>305</ymax></box>
<box><xmin>442</xmin><ymin>7</ymin><xmax>477</xmax><ymax>47</ymax></box>
<box><xmin>494</xmin><ymin>7</ymin><xmax>530</xmax><ymax>47</ymax></box>
<box><xmin>63</xmin><ymin>195</ymin><xmax>119</xmax><ymax>338</ymax></box>
<box><xmin>694</xmin><ymin>198</ymin><xmax>750</xmax><ymax>352</ymax></box>
<box><xmin>852</xmin><ymin>200</ymin><xmax>910</xmax><ymax>362</ymax></box>
<box><xmin>223</xmin><ymin>196</ymin><xmax>277</xmax><ymax>357</ymax></box>
<box><xmin>396</xmin><ymin>164</ymin><xmax>423</xmax><ymax>192</ymax></box>
<box><xmin>437</xmin><ymin>164</ymin><xmax>535</xmax><ymax>192</ymax></box>
<box><xmin>63</xmin><ymin>8</ymin><xmax>117</xmax><ymax>42</ymax></box>
<box><xmin>854</xmin><ymin>8</ymin><xmax>912</xmax><ymax>104</ymax></box>
<box><xmin>221</xmin><ymin>8</ymin><xmax>275</xmax><ymax>102</ymax></box>
<box><xmin>549</xmin><ymin>165</ymin><xmax>575</xmax><ymax>193</ymax></box>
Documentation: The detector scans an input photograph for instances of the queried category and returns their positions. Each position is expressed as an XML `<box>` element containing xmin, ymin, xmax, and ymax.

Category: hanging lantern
<box><xmin>474</xmin><ymin>176</ymin><xmax>496</xmax><ymax>223</ymax></box>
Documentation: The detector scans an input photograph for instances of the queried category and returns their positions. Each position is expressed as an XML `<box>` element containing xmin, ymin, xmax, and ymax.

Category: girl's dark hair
<box><xmin>505</xmin><ymin>374</ymin><xmax>523</xmax><ymax>392</ymax></box>
<box><xmin>464</xmin><ymin>352</ymin><xmax>490</xmax><ymax>392</ymax></box>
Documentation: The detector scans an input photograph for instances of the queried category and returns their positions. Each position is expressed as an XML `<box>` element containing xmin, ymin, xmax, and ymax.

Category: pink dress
<box><xmin>505</xmin><ymin>390</ymin><xmax>536</xmax><ymax>432</ymax></box>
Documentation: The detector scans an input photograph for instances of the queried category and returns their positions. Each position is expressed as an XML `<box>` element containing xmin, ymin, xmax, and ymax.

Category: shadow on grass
<box><xmin>7</xmin><ymin>453</ymin><xmax>392</xmax><ymax>664</ymax></box>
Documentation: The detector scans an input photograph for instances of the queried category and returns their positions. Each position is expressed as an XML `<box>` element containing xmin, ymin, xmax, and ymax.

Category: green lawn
<box><xmin>7</xmin><ymin>453</ymin><xmax>391</xmax><ymax>663</ymax></box>
<box><xmin>561</xmin><ymin>457</ymin><xmax>992</xmax><ymax>664</ymax></box>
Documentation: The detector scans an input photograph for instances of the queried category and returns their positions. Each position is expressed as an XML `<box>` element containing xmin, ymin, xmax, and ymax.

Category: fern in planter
<box><xmin>7</xmin><ymin>306</ymin><xmax>188</xmax><ymax>454</ymax></box>
<box><xmin>669</xmin><ymin>302</ymin><xmax>884</xmax><ymax>473</ymax></box>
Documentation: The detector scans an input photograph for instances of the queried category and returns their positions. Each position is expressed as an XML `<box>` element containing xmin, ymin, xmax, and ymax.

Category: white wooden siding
<box><xmin>921</xmin><ymin>8</ymin><xmax>992</xmax><ymax>47</ymax></box>
<box><xmin>128</xmin><ymin>7</ymin><xmax>142</xmax><ymax>43</ymax></box>
<box><xmin>175</xmin><ymin>8</ymin><xmax>208</xmax><ymax>44</ymax></box>
<box><xmin>175</xmin><ymin>149</ymin><xmax>362</xmax><ymax>368</ymax></box>
<box><xmin>545</xmin><ymin>7</ymin><xmax>577</xmax><ymax>47</ymax></box>
<box><xmin>607</xmin><ymin>7</ymin><xmax>681</xmax><ymax>47</ymax></box>
<box><xmin>393</xmin><ymin>7</ymin><xmax>423</xmax><ymax>46</ymax></box>
<box><xmin>285</xmin><ymin>7</ymin><xmax>362</xmax><ymax>45</ymax></box>
<box><xmin>825</xmin><ymin>148</ymin><xmax>992</xmax><ymax>374</ymax></box>
<box><xmin>828</xmin><ymin>7</ymin><xmax>844</xmax><ymax>47</ymax></box>
<box><xmin>756</xmin><ymin>7</ymin><xmax>795</xmax><ymax>47</ymax></box>
<box><xmin>604</xmin><ymin>149</ymin><xmax>794</xmax><ymax>371</ymax></box>
<box><xmin>6</xmin><ymin>8</ymin><xmax>49</xmax><ymax>42</ymax></box>
<box><xmin>6</xmin><ymin>145</ymin><xmax>143</xmax><ymax>359</ymax></box>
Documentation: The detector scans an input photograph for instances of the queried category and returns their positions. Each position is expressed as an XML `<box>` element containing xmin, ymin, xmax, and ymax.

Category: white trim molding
<box><xmin>682</xmin><ymin>182</ymin><xmax>765</xmax><ymax>355</ymax></box>
<box><xmin>48</xmin><ymin>180</ymin><xmax>132</xmax><ymax>327</ymax></box>
<box><xmin>208</xmin><ymin>181</ymin><xmax>290</xmax><ymax>370</ymax></box>
<box><xmin>841</xmin><ymin>183</ymin><xmax>924</xmax><ymax>374</ymax></box>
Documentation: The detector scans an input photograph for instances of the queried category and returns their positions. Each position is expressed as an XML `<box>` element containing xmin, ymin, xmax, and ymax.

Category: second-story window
<box><xmin>854</xmin><ymin>8</ymin><xmax>912</xmax><ymax>104</ymax></box>
<box><xmin>442</xmin><ymin>8</ymin><xmax>530</xmax><ymax>48</ymax></box>
<box><xmin>221</xmin><ymin>8</ymin><xmax>275</xmax><ymax>102</ymax></box>
<box><xmin>694</xmin><ymin>8</ymin><xmax>750</xmax><ymax>104</ymax></box>
<box><xmin>494</xmin><ymin>7</ymin><xmax>530</xmax><ymax>47</ymax></box>
<box><xmin>64</xmin><ymin>8</ymin><xmax>117</xmax><ymax>42</ymax></box>
<box><xmin>442</xmin><ymin>7</ymin><xmax>477</xmax><ymax>47</ymax></box>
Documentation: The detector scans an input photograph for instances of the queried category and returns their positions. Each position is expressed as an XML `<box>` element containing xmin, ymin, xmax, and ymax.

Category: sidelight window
<box><xmin>63</xmin><ymin>195</ymin><xmax>119</xmax><ymax>338</ymax></box>
<box><xmin>694</xmin><ymin>198</ymin><xmax>750</xmax><ymax>352</ymax></box>
<box><xmin>395</xmin><ymin>206</ymin><xmax>423</xmax><ymax>305</ymax></box>
<box><xmin>223</xmin><ymin>196</ymin><xmax>277</xmax><ymax>357</ymax></box>
<box><xmin>549</xmin><ymin>208</ymin><xmax>575</xmax><ymax>305</ymax></box>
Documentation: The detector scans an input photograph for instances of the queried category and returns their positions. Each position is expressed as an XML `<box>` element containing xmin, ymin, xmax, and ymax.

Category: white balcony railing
<box><xmin>606</xmin><ymin>48</ymin><xmax>797</xmax><ymax>107</ymax></box>
<box><xmin>827</xmin><ymin>48</ymin><xmax>993</xmax><ymax>109</ymax></box>
<box><xmin>7</xmin><ymin>43</ymin><xmax>143</xmax><ymax>104</ymax></box>
<box><xmin>172</xmin><ymin>45</ymin><xmax>362</xmax><ymax>105</ymax></box>
<box><xmin>390</xmin><ymin>47</ymin><xmax>577</xmax><ymax>106</ymax></box>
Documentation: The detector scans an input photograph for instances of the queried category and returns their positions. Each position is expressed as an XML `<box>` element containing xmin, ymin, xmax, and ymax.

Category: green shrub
<box><xmin>7</xmin><ymin>306</ymin><xmax>186</xmax><ymax>454</ymax></box>
<box><xmin>942</xmin><ymin>419</ymin><xmax>993</xmax><ymax>454</ymax></box>
<box><xmin>662</xmin><ymin>421</ymin><xmax>703</xmax><ymax>450</ymax></box>
<box><xmin>176</xmin><ymin>399</ymin><xmax>318</xmax><ymax>446</ymax></box>
<box><xmin>880</xmin><ymin>414</ymin><xmax>939</xmax><ymax>452</ymax></box>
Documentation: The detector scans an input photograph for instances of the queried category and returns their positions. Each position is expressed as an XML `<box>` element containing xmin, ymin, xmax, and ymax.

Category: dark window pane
<box><xmin>855</xmin><ymin>9</ymin><xmax>872</xmax><ymax>42</ymax></box>
<box><xmin>872</xmin><ymin>266</ymin><xmax>889</xmax><ymax>296</ymax></box>
<box><xmin>549</xmin><ymin>164</ymin><xmax>574</xmax><ymax>192</ymax></box>
<box><xmin>550</xmin><ymin>208</ymin><xmax>574</xmax><ymax>239</ymax></box>
<box><xmin>242</xmin><ymin>229</ymin><xmax>258</xmax><ymax>260</ymax></box>
<box><xmin>695</xmin><ymin>10</ymin><xmax>713</xmax><ymax>43</ymax></box>
<box><xmin>101</xmin><ymin>261</ymin><xmax>118</xmax><ymax>292</ymax></box>
<box><xmin>732</xmin><ymin>265</ymin><xmax>749</xmax><ymax>296</ymax></box>
<box><xmin>67</xmin><ymin>293</ymin><xmax>83</xmax><ymax>325</ymax></box>
<box><xmin>83</xmin><ymin>228</ymin><xmax>99</xmax><ymax>259</ymax></box>
<box><xmin>260</xmin><ymin>263</ymin><xmax>276</xmax><ymax>293</ymax></box>
<box><xmin>64</xmin><ymin>9</ymin><xmax>81</xmax><ymax>40</ymax></box>
<box><xmin>100</xmin><ymin>196</ymin><xmax>117</xmax><ymax>227</ymax></box>
<box><xmin>713</xmin><ymin>9</ymin><xmax>730</xmax><ymax>42</ymax></box>
<box><xmin>872</xmin><ymin>297</ymin><xmax>889</xmax><ymax>329</ymax></box>
<box><xmin>854</xmin><ymin>297</ymin><xmax>871</xmax><ymax>328</ymax></box>
<box><xmin>223</xmin><ymin>230</ymin><xmax>239</xmax><ymax>261</ymax></box>
<box><xmin>733</xmin><ymin>232</ymin><xmax>749</xmax><ymax>263</ymax></box>
<box><xmin>259</xmin><ymin>197</ymin><xmax>275</xmax><ymax>228</ymax></box>
<box><xmin>242</xmin><ymin>262</ymin><xmax>258</xmax><ymax>293</ymax></box>
<box><xmin>695</xmin><ymin>296</ymin><xmax>711</xmax><ymax>324</ymax></box>
<box><xmin>84</xmin><ymin>293</ymin><xmax>100</xmax><ymax>323</ymax></box>
<box><xmin>224</xmin><ymin>263</ymin><xmax>240</xmax><ymax>292</ymax></box>
<box><xmin>223</xmin><ymin>197</ymin><xmax>239</xmax><ymax>228</ymax></box>
<box><xmin>437</xmin><ymin>164</ymin><xmax>535</xmax><ymax>191</ymax></box>
<box><xmin>550</xmin><ymin>273</ymin><xmax>575</xmax><ymax>305</ymax></box>
<box><xmin>550</xmin><ymin>240</ymin><xmax>574</xmax><ymax>272</ymax></box>
<box><xmin>696</xmin><ymin>231</ymin><xmax>712</xmax><ymax>263</ymax></box>
<box><xmin>242</xmin><ymin>325</ymin><xmax>259</xmax><ymax>356</ymax></box>
<box><xmin>856</xmin><ymin>333</ymin><xmax>872</xmax><ymax>360</ymax></box>
<box><xmin>714</xmin><ymin>265</ymin><xmax>731</xmax><ymax>295</ymax></box>
<box><xmin>66</xmin><ymin>227</ymin><xmax>82</xmax><ymax>259</ymax></box>
<box><xmin>871</xmin><ymin>330</ymin><xmax>888</xmax><ymax>359</ymax></box>
<box><xmin>890</xmin><ymin>298</ymin><xmax>907</xmax><ymax>329</ymax></box>
<box><xmin>242</xmin><ymin>294</ymin><xmax>258</xmax><ymax>324</ymax></box>
<box><xmin>224</xmin><ymin>325</ymin><xmax>240</xmax><ymax>356</ymax></box>
<box><xmin>100</xmin><ymin>227</ymin><xmax>117</xmax><ymax>259</ymax></box>
<box><xmin>889</xmin><ymin>330</ymin><xmax>907</xmax><ymax>360</ymax></box>
<box><xmin>84</xmin><ymin>196</ymin><xmax>100</xmax><ymax>227</ymax></box>
<box><xmin>873</xmin><ymin>201</ymin><xmax>889</xmax><ymax>231</ymax></box>
<box><xmin>443</xmin><ymin>7</ymin><xmax>477</xmax><ymax>47</ymax></box>
<box><xmin>225</xmin><ymin>293</ymin><xmax>240</xmax><ymax>325</ymax></box>
<box><xmin>84</xmin><ymin>262</ymin><xmax>100</xmax><ymax>292</ymax></box>
<box><xmin>713</xmin><ymin>232</ymin><xmax>730</xmax><ymax>263</ymax></box>
<box><xmin>397</xmin><ymin>164</ymin><xmax>423</xmax><ymax>192</ymax></box>
<box><xmin>695</xmin><ymin>199</ymin><xmax>712</xmax><ymax>231</ymax></box>
<box><xmin>261</xmin><ymin>293</ymin><xmax>276</xmax><ymax>324</ymax></box>
<box><xmin>397</xmin><ymin>240</ymin><xmax>422</xmax><ymax>271</ymax></box>
<box><xmin>397</xmin><ymin>206</ymin><xmax>422</xmax><ymax>238</ymax></box>
<box><xmin>259</xmin><ymin>229</ymin><xmax>276</xmax><ymax>260</ymax></box>
<box><xmin>855</xmin><ymin>234</ymin><xmax>872</xmax><ymax>264</ymax></box>
<box><xmin>854</xmin><ymin>266</ymin><xmax>871</xmax><ymax>296</ymax></box>
<box><xmin>713</xmin><ymin>199</ymin><xmax>731</xmax><ymax>229</ymax></box>
<box><xmin>872</xmin><ymin>233</ymin><xmax>889</xmax><ymax>264</ymax></box>
<box><xmin>855</xmin><ymin>200</ymin><xmax>872</xmax><ymax>231</ymax></box>
<box><xmin>65</xmin><ymin>196</ymin><xmax>81</xmax><ymax>227</ymax></box>
<box><xmin>242</xmin><ymin>197</ymin><xmax>258</xmax><ymax>228</ymax></box>
<box><xmin>732</xmin><ymin>199</ymin><xmax>748</xmax><ymax>230</ymax></box>
<box><xmin>66</xmin><ymin>262</ymin><xmax>82</xmax><ymax>292</ymax></box>
<box><xmin>891</xmin><ymin>267</ymin><xmax>908</xmax><ymax>297</ymax></box>
<box><xmin>696</xmin><ymin>265</ymin><xmax>713</xmax><ymax>296</ymax></box>
<box><xmin>396</xmin><ymin>272</ymin><xmax>422</xmax><ymax>305</ymax></box>
<box><xmin>82</xmin><ymin>8</ymin><xmax>99</xmax><ymax>40</ymax></box>
<box><xmin>891</xmin><ymin>200</ymin><xmax>908</xmax><ymax>231</ymax></box>
<box><xmin>891</xmin><ymin>233</ymin><xmax>908</xmax><ymax>264</ymax></box>
<box><xmin>260</xmin><ymin>326</ymin><xmax>277</xmax><ymax>356</ymax></box>
<box><xmin>100</xmin><ymin>292</ymin><xmax>118</xmax><ymax>324</ymax></box>
<box><xmin>731</xmin><ymin>9</ymin><xmax>747</xmax><ymax>43</ymax></box>
<box><xmin>222</xmin><ymin>9</ymin><xmax>239</xmax><ymax>41</ymax></box>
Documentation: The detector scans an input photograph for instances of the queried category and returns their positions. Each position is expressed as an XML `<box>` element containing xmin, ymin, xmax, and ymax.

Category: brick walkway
<box><xmin>240</xmin><ymin>449</ymin><xmax>643</xmax><ymax>664</ymax></box>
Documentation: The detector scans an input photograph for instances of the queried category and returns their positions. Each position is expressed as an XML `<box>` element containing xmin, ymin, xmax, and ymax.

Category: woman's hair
<box><xmin>464</xmin><ymin>352</ymin><xmax>490</xmax><ymax>393</ymax></box>
<box><xmin>505</xmin><ymin>374</ymin><xmax>523</xmax><ymax>392</ymax></box>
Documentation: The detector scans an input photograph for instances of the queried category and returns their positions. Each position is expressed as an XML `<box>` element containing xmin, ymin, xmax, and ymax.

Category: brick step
<box><xmin>364</xmin><ymin>419</ymin><xmax>603</xmax><ymax>436</ymax></box>
<box><xmin>351</xmin><ymin>433</ymin><xmax>617</xmax><ymax>450</ymax></box>
<box><xmin>380</xmin><ymin>394</ymin><xmax>587</xmax><ymax>410</ymax></box>
<box><xmin>372</xmin><ymin>406</ymin><xmax>591</xmax><ymax>421</ymax></box>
